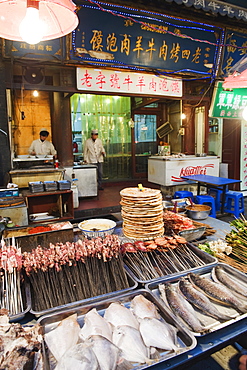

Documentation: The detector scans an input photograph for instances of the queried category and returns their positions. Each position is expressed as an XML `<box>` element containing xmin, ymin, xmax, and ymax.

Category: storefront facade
<box><xmin>1</xmin><ymin>0</ymin><xmax>247</xmax><ymax>185</ymax></box>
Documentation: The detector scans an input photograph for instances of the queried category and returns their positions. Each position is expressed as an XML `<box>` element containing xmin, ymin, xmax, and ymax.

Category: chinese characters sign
<box><xmin>210</xmin><ymin>82</ymin><xmax>247</xmax><ymax>118</ymax></box>
<box><xmin>164</xmin><ymin>0</ymin><xmax>247</xmax><ymax>22</ymax></box>
<box><xmin>76</xmin><ymin>68</ymin><xmax>182</xmax><ymax>97</ymax></box>
<box><xmin>72</xmin><ymin>4</ymin><xmax>221</xmax><ymax>75</ymax></box>
<box><xmin>221</xmin><ymin>30</ymin><xmax>247</xmax><ymax>77</ymax></box>
<box><xmin>3</xmin><ymin>38</ymin><xmax>65</xmax><ymax>61</ymax></box>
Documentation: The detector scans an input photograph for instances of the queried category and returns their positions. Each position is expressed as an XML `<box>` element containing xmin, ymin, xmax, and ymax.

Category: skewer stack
<box><xmin>120</xmin><ymin>186</ymin><xmax>164</xmax><ymax>239</ymax></box>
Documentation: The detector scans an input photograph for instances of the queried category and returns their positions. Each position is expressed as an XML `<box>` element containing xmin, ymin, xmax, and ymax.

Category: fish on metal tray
<box><xmin>44</xmin><ymin>314</ymin><xmax>80</xmax><ymax>362</ymax></box>
<box><xmin>159</xmin><ymin>283</ymin><xmax>205</xmax><ymax>333</ymax></box>
<box><xmin>80</xmin><ymin>308</ymin><xmax>112</xmax><ymax>342</ymax></box>
<box><xmin>130</xmin><ymin>294</ymin><xmax>161</xmax><ymax>319</ymax></box>
<box><xmin>104</xmin><ymin>302</ymin><xmax>139</xmax><ymax>329</ymax></box>
<box><xmin>112</xmin><ymin>325</ymin><xmax>154</xmax><ymax>365</ymax></box>
<box><xmin>188</xmin><ymin>272</ymin><xmax>247</xmax><ymax>313</ymax></box>
<box><xmin>212</xmin><ymin>266</ymin><xmax>247</xmax><ymax>298</ymax></box>
<box><xmin>178</xmin><ymin>277</ymin><xmax>232</xmax><ymax>321</ymax></box>
<box><xmin>139</xmin><ymin>317</ymin><xmax>179</xmax><ymax>352</ymax></box>
<box><xmin>55</xmin><ymin>342</ymin><xmax>99</xmax><ymax>370</ymax></box>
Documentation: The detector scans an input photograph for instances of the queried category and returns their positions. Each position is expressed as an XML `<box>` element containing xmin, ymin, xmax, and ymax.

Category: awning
<box><xmin>164</xmin><ymin>0</ymin><xmax>247</xmax><ymax>22</ymax></box>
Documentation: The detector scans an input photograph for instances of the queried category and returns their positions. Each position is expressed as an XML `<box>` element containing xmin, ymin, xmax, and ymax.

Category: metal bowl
<box><xmin>165</xmin><ymin>206</ymin><xmax>187</xmax><ymax>214</ymax></box>
<box><xmin>78</xmin><ymin>218</ymin><xmax>116</xmax><ymax>237</ymax></box>
<box><xmin>185</xmin><ymin>204</ymin><xmax>211</xmax><ymax>220</ymax></box>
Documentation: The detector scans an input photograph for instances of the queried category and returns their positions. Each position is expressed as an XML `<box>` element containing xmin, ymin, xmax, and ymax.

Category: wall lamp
<box><xmin>0</xmin><ymin>0</ymin><xmax>79</xmax><ymax>44</ymax></box>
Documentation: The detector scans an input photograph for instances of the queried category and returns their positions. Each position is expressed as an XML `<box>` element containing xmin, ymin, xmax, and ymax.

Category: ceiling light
<box><xmin>181</xmin><ymin>113</ymin><xmax>186</xmax><ymax>119</ymax></box>
<box><xmin>33</xmin><ymin>90</ymin><xmax>39</xmax><ymax>97</ymax></box>
<box><xmin>0</xmin><ymin>0</ymin><xmax>79</xmax><ymax>44</ymax></box>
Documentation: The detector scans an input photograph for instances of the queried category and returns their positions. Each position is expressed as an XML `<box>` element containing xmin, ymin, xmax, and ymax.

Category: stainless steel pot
<box><xmin>185</xmin><ymin>204</ymin><xmax>211</xmax><ymax>220</ymax></box>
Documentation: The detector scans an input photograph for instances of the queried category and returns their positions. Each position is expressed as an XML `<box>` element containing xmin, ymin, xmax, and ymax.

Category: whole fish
<box><xmin>55</xmin><ymin>343</ymin><xmax>99</xmax><ymax>370</ymax></box>
<box><xmin>85</xmin><ymin>334</ymin><xmax>119</xmax><ymax>370</ymax></box>
<box><xmin>159</xmin><ymin>283</ymin><xmax>204</xmax><ymax>333</ymax></box>
<box><xmin>104</xmin><ymin>302</ymin><xmax>139</xmax><ymax>329</ymax></box>
<box><xmin>139</xmin><ymin>317</ymin><xmax>179</xmax><ymax>352</ymax></box>
<box><xmin>112</xmin><ymin>325</ymin><xmax>152</xmax><ymax>365</ymax></box>
<box><xmin>189</xmin><ymin>273</ymin><xmax>247</xmax><ymax>313</ymax></box>
<box><xmin>213</xmin><ymin>266</ymin><xmax>247</xmax><ymax>298</ymax></box>
<box><xmin>131</xmin><ymin>295</ymin><xmax>160</xmax><ymax>319</ymax></box>
<box><xmin>80</xmin><ymin>308</ymin><xmax>112</xmax><ymax>341</ymax></box>
<box><xmin>179</xmin><ymin>278</ymin><xmax>232</xmax><ymax>321</ymax></box>
<box><xmin>45</xmin><ymin>314</ymin><xmax>80</xmax><ymax>362</ymax></box>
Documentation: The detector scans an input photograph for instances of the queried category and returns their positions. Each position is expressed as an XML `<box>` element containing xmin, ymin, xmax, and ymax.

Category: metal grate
<box><xmin>156</xmin><ymin>121</ymin><xmax>173</xmax><ymax>138</ymax></box>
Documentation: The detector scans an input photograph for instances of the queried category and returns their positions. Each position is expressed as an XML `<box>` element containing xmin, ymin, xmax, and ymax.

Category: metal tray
<box><xmin>145</xmin><ymin>263</ymin><xmax>247</xmax><ymax>336</ymax></box>
<box><xmin>38</xmin><ymin>289</ymin><xmax>197</xmax><ymax>370</ymax></box>
<box><xmin>178</xmin><ymin>227</ymin><xmax>206</xmax><ymax>241</ymax></box>
<box><xmin>9</xmin><ymin>282</ymin><xmax>31</xmax><ymax>322</ymax></box>
<box><xmin>124</xmin><ymin>242</ymin><xmax>217</xmax><ymax>285</ymax></box>
<box><xmin>29</xmin><ymin>270</ymin><xmax>138</xmax><ymax>317</ymax></box>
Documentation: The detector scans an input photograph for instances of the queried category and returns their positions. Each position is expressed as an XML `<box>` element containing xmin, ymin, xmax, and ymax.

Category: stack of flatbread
<box><xmin>120</xmin><ymin>187</ymin><xmax>164</xmax><ymax>239</ymax></box>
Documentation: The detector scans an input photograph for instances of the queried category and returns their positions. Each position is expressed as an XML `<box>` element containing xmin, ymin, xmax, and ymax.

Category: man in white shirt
<box><xmin>28</xmin><ymin>129</ymin><xmax>57</xmax><ymax>157</ymax></box>
<box><xmin>83</xmin><ymin>129</ymin><xmax>106</xmax><ymax>190</ymax></box>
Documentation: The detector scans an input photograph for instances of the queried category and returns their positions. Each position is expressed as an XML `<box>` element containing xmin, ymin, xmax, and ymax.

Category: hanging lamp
<box><xmin>0</xmin><ymin>0</ymin><xmax>79</xmax><ymax>44</ymax></box>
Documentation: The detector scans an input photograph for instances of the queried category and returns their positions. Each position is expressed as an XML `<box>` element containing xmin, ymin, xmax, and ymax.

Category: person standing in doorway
<box><xmin>83</xmin><ymin>129</ymin><xmax>106</xmax><ymax>190</ymax></box>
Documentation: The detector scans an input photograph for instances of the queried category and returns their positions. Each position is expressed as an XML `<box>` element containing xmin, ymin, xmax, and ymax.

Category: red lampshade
<box><xmin>0</xmin><ymin>0</ymin><xmax>78</xmax><ymax>42</ymax></box>
<box><xmin>223</xmin><ymin>69</ymin><xmax>247</xmax><ymax>89</ymax></box>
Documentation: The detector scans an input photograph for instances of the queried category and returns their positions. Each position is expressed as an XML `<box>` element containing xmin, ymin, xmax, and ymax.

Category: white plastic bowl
<box><xmin>78</xmin><ymin>218</ymin><xmax>116</xmax><ymax>237</ymax></box>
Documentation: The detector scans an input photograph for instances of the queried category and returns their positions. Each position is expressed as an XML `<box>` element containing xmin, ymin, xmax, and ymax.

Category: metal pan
<box><xmin>124</xmin><ymin>242</ymin><xmax>217</xmax><ymax>285</ymax></box>
<box><xmin>29</xmin><ymin>270</ymin><xmax>138</xmax><ymax>317</ymax></box>
<box><xmin>145</xmin><ymin>263</ymin><xmax>247</xmax><ymax>336</ymax></box>
<box><xmin>38</xmin><ymin>289</ymin><xmax>197</xmax><ymax>370</ymax></box>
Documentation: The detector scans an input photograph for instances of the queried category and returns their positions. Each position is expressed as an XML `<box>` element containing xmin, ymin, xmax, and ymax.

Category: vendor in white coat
<box><xmin>83</xmin><ymin>129</ymin><xmax>106</xmax><ymax>190</ymax></box>
<box><xmin>28</xmin><ymin>129</ymin><xmax>57</xmax><ymax>157</ymax></box>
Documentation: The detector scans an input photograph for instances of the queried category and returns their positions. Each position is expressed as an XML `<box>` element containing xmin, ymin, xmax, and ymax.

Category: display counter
<box><xmin>148</xmin><ymin>155</ymin><xmax>220</xmax><ymax>186</ymax></box>
<box><xmin>9</xmin><ymin>168</ymin><xmax>65</xmax><ymax>188</ymax></box>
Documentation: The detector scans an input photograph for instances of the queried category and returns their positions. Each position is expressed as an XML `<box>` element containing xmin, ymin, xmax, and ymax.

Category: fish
<box><xmin>139</xmin><ymin>317</ymin><xmax>179</xmax><ymax>352</ymax></box>
<box><xmin>179</xmin><ymin>278</ymin><xmax>232</xmax><ymax>321</ymax></box>
<box><xmin>84</xmin><ymin>335</ymin><xmax>120</xmax><ymax>370</ymax></box>
<box><xmin>159</xmin><ymin>283</ymin><xmax>204</xmax><ymax>333</ymax></box>
<box><xmin>44</xmin><ymin>314</ymin><xmax>80</xmax><ymax>362</ymax></box>
<box><xmin>189</xmin><ymin>272</ymin><xmax>247</xmax><ymax>313</ymax></box>
<box><xmin>131</xmin><ymin>294</ymin><xmax>160</xmax><ymax>319</ymax></box>
<box><xmin>104</xmin><ymin>302</ymin><xmax>139</xmax><ymax>329</ymax></box>
<box><xmin>212</xmin><ymin>266</ymin><xmax>247</xmax><ymax>298</ymax></box>
<box><xmin>112</xmin><ymin>325</ymin><xmax>152</xmax><ymax>365</ymax></box>
<box><xmin>80</xmin><ymin>308</ymin><xmax>112</xmax><ymax>341</ymax></box>
<box><xmin>55</xmin><ymin>343</ymin><xmax>99</xmax><ymax>370</ymax></box>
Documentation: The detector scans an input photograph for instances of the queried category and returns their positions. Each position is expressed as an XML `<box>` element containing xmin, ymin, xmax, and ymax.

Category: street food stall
<box><xmin>0</xmin><ymin>185</ymin><xmax>247</xmax><ymax>370</ymax></box>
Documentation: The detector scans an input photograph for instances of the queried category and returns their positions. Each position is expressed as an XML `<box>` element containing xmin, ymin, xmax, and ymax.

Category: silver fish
<box><xmin>139</xmin><ymin>317</ymin><xmax>179</xmax><ymax>352</ymax></box>
<box><xmin>104</xmin><ymin>302</ymin><xmax>139</xmax><ymax>329</ymax></box>
<box><xmin>159</xmin><ymin>283</ymin><xmax>204</xmax><ymax>333</ymax></box>
<box><xmin>179</xmin><ymin>278</ymin><xmax>232</xmax><ymax>321</ymax></box>
<box><xmin>80</xmin><ymin>308</ymin><xmax>112</xmax><ymax>341</ymax></box>
<box><xmin>213</xmin><ymin>266</ymin><xmax>247</xmax><ymax>298</ymax></box>
<box><xmin>55</xmin><ymin>343</ymin><xmax>99</xmax><ymax>370</ymax></box>
<box><xmin>85</xmin><ymin>334</ymin><xmax>119</xmax><ymax>370</ymax></box>
<box><xmin>189</xmin><ymin>273</ymin><xmax>247</xmax><ymax>313</ymax></box>
<box><xmin>112</xmin><ymin>325</ymin><xmax>152</xmax><ymax>365</ymax></box>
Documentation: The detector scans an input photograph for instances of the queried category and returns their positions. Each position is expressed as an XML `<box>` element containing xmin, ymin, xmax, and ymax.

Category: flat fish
<box><xmin>45</xmin><ymin>314</ymin><xmax>80</xmax><ymax>362</ymax></box>
<box><xmin>84</xmin><ymin>335</ymin><xmax>119</xmax><ymax>370</ymax></box>
<box><xmin>55</xmin><ymin>343</ymin><xmax>99</xmax><ymax>370</ymax></box>
<box><xmin>104</xmin><ymin>302</ymin><xmax>139</xmax><ymax>329</ymax></box>
<box><xmin>131</xmin><ymin>295</ymin><xmax>160</xmax><ymax>319</ymax></box>
<box><xmin>139</xmin><ymin>317</ymin><xmax>179</xmax><ymax>352</ymax></box>
<box><xmin>189</xmin><ymin>273</ymin><xmax>247</xmax><ymax>313</ymax></box>
<box><xmin>80</xmin><ymin>308</ymin><xmax>112</xmax><ymax>341</ymax></box>
<box><xmin>179</xmin><ymin>278</ymin><xmax>232</xmax><ymax>321</ymax></box>
<box><xmin>159</xmin><ymin>283</ymin><xmax>204</xmax><ymax>333</ymax></box>
<box><xmin>112</xmin><ymin>325</ymin><xmax>151</xmax><ymax>364</ymax></box>
<box><xmin>213</xmin><ymin>266</ymin><xmax>247</xmax><ymax>298</ymax></box>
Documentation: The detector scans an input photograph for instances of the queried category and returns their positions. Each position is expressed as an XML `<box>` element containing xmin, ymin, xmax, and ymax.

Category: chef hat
<box><xmin>91</xmin><ymin>129</ymin><xmax>98</xmax><ymax>134</ymax></box>
<box><xmin>40</xmin><ymin>129</ymin><xmax>49</xmax><ymax>136</ymax></box>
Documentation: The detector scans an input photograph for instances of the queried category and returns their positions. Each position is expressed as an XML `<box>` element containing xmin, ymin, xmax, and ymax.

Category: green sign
<box><xmin>211</xmin><ymin>82</ymin><xmax>247</xmax><ymax>119</ymax></box>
